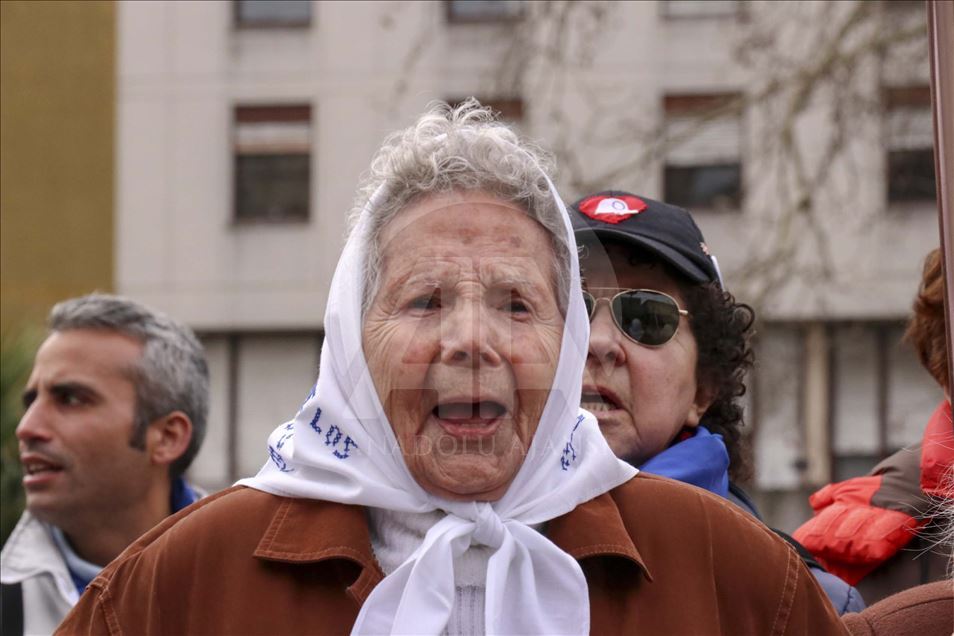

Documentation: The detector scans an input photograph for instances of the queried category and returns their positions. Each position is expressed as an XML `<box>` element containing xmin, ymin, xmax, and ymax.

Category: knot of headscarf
<box><xmin>239</xmin><ymin>175</ymin><xmax>636</xmax><ymax>635</ymax></box>
<box><xmin>470</xmin><ymin>503</ymin><xmax>506</xmax><ymax>549</ymax></box>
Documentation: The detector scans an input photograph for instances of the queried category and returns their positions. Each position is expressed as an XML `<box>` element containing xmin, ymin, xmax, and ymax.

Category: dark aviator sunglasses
<box><xmin>582</xmin><ymin>288</ymin><xmax>689</xmax><ymax>347</ymax></box>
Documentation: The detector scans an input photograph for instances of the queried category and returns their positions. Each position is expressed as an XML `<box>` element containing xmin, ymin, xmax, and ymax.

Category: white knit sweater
<box><xmin>368</xmin><ymin>507</ymin><xmax>492</xmax><ymax>636</ymax></box>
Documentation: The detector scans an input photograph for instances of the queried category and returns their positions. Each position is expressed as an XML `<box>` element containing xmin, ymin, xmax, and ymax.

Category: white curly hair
<box><xmin>350</xmin><ymin>99</ymin><xmax>569</xmax><ymax>317</ymax></box>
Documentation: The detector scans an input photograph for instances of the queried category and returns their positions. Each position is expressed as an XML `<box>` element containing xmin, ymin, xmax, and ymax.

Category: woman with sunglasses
<box><xmin>570</xmin><ymin>190</ymin><xmax>865</xmax><ymax>615</ymax></box>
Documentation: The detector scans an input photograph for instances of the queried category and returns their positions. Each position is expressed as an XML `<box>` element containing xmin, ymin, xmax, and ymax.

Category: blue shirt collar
<box><xmin>637</xmin><ymin>426</ymin><xmax>730</xmax><ymax>498</ymax></box>
<box><xmin>51</xmin><ymin>477</ymin><xmax>201</xmax><ymax>596</ymax></box>
<box><xmin>170</xmin><ymin>476</ymin><xmax>200</xmax><ymax>513</ymax></box>
<box><xmin>49</xmin><ymin>524</ymin><xmax>101</xmax><ymax>595</ymax></box>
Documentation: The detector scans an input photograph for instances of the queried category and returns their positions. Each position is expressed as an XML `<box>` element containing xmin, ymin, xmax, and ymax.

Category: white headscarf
<box><xmin>239</xmin><ymin>176</ymin><xmax>637</xmax><ymax>635</ymax></box>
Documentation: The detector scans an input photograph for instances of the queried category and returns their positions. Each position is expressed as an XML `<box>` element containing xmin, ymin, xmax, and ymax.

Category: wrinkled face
<box><xmin>362</xmin><ymin>191</ymin><xmax>564</xmax><ymax>501</ymax></box>
<box><xmin>581</xmin><ymin>242</ymin><xmax>710</xmax><ymax>465</ymax></box>
<box><xmin>17</xmin><ymin>329</ymin><xmax>154</xmax><ymax>528</ymax></box>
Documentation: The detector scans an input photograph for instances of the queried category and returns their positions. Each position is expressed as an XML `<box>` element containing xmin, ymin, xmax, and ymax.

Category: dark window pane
<box><xmin>235</xmin><ymin>105</ymin><xmax>311</xmax><ymax>123</ymax></box>
<box><xmin>446</xmin><ymin>0</ymin><xmax>524</xmax><ymax>23</ymax></box>
<box><xmin>883</xmin><ymin>86</ymin><xmax>931</xmax><ymax>109</ymax></box>
<box><xmin>832</xmin><ymin>454</ymin><xmax>882</xmax><ymax>482</ymax></box>
<box><xmin>235</xmin><ymin>154</ymin><xmax>310</xmax><ymax>222</ymax></box>
<box><xmin>664</xmin><ymin>93</ymin><xmax>737</xmax><ymax>114</ymax></box>
<box><xmin>881</xmin><ymin>0</ymin><xmax>924</xmax><ymax>14</ymax></box>
<box><xmin>664</xmin><ymin>163</ymin><xmax>741</xmax><ymax>209</ymax></box>
<box><xmin>660</xmin><ymin>1</ymin><xmax>740</xmax><ymax>18</ymax></box>
<box><xmin>236</xmin><ymin>0</ymin><xmax>311</xmax><ymax>26</ymax></box>
<box><xmin>887</xmin><ymin>149</ymin><xmax>936</xmax><ymax>202</ymax></box>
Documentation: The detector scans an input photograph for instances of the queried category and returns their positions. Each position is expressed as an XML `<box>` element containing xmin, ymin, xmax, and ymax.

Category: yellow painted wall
<box><xmin>0</xmin><ymin>0</ymin><xmax>115</xmax><ymax>332</ymax></box>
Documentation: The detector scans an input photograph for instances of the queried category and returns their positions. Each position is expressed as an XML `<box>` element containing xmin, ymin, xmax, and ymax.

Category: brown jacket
<box><xmin>842</xmin><ymin>580</ymin><xmax>953</xmax><ymax>636</ymax></box>
<box><xmin>57</xmin><ymin>474</ymin><xmax>847</xmax><ymax>635</ymax></box>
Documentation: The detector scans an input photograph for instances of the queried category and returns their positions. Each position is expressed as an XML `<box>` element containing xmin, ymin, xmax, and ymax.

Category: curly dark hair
<box><xmin>612</xmin><ymin>245</ymin><xmax>756</xmax><ymax>482</ymax></box>
<box><xmin>681</xmin><ymin>282</ymin><xmax>756</xmax><ymax>483</ymax></box>
<box><xmin>580</xmin><ymin>239</ymin><xmax>757</xmax><ymax>482</ymax></box>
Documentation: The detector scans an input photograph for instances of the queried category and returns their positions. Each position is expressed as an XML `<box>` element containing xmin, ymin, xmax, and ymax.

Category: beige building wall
<box><xmin>115</xmin><ymin>1</ymin><xmax>943</xmax><ymax>526</ymax></box>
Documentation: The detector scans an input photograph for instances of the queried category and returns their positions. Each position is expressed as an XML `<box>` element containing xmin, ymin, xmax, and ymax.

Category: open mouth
<box><xmin>435</xmin><ymin>401</ymin><xmax>506</xmax><ymax>420</ymax></box>
<box><xmin>581</xmin><ymin>389</ymin><xmax>621</xmax><ymax>413</ymax></box>
<box><xmin>432</xmin><ymin>400</ymin><xmax>507</xmax><ymax>438</ymax></box>
<box><xmin>21</xmin><ymin>456</ymin><xmax>64</xmax><ymax>483</ymax></box>
<box><xmin>23</xmin><ymin>459</ymin><xmax>62</xmax><ymax>475</ymax></box>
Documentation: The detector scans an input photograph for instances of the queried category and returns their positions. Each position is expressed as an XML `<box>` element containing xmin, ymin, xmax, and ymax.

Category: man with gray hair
<box><xmin>0</xmin><ymin>294</ymin><xmax>209</xmax><ymax>635</ymax></box>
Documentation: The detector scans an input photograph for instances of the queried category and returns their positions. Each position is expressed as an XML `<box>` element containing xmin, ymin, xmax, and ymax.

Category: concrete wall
<box><xmin>114</xmin><ymin>1</ymin><xmax>943</xmax><ymax>521</ymax></box>
<box><xmin>116</xmin><ymin>1</ymin><xmax>939</xmax><ymax>329</ymax></box>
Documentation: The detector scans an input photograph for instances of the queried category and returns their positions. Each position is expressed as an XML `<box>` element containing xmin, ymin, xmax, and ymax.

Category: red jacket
<box><xmin>794</xmin><ymin>401</ymin><xmax>954</xmax><ymax>587</ymax></box>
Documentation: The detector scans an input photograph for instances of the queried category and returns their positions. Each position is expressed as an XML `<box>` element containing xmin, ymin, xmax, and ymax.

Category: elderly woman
<box><xmin>570</xmin><ymin>190</ymin><xmax>864</xmax><ymax>614</ymax></box>
<box><xmin>58</xmin><ymin>103</ymin><xmax>845</xmax><ymax>635</ymax></box>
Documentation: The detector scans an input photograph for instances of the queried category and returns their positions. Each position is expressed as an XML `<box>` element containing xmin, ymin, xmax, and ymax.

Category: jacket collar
<box><xmin>547</xmin><ymin>490</ymin><xmax>653</xmax><ymax>581</ymax></box>
<box><xmin>0</xmin><ymin>511</ymin><xmax>79</xmax><ymax>605</ymax></box>
<box><xmin>252</xmin><ymin>486</ymin><xmax>652</xmax><ymax>605</ymax></box>
<box><xmin>252</xmin><ymin>495</ymin><xmax>385</xmax><ymax>604</ymax></box>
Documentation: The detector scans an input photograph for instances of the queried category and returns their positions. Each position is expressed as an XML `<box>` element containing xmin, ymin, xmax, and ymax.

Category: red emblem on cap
<box><xmin>578</xmin><ymin>194</ymin><xmax>647</xmax><ymax>225</ymax></box>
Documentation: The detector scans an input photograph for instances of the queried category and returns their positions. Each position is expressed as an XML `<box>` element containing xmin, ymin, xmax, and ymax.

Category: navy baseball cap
<box><xmin>569</xmin><ymin>190</ymin><xmax>723</xmax><ymax>288</ymax></box>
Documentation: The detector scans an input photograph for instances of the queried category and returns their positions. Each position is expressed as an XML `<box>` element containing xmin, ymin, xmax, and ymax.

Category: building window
<box><xmin>194</xmin><ymin>332</ymin><xmax>323</xmax><ymax>489</ymax></box>
<box><xmin>830</xmin><ymin>323</ymin><xmax>882</xmax><ymax>481</ymax></box>
<box><xmin>829</xmin><ymin>321</ymin><xmax>944</xmax><ymax>480</ymax></box>
<box><xmin>751</xmin><ymin>324</ymin><xmax>805</xmax><ymax>491</ymax></box>
<box><xmin>234</xmin><ymin>105</ymin><xmax>311</xmax><ymax>223</ymax></box>
<box><xmin>445</xmin><ymin>0</ymin><xmax>524</xmax><ymax>23</ymax></box>
<box><xmin>234</xmin><ymin>0</ymin><xmax>312</xmax><ymax>27</ymax></box>
<box><xmin>752</xmin><ymin>320</ymin><xmax>942</xmax><ymax>488</ymax></box>
<box><xmin>885</xmin><ymin>86</ymin><xmax>936</xmax><ymax>203</ymax></box>
<box><xmin>446</xmin><ymin>97</ymin><xmax>524</xmax><ymax>124</ymax></box>
<box><xmin>663</xmin><ymin>93</ymin><xmax>742</xmax><ymax>210</ymax></box>
<box><xmin>660</xmin><ymin>0</ymin><xmax>740</xmax><ymax>19</ymax></box>
<box><xmin>881</xmin><ymin>0</ymin><xmax>924</xmax><ymax>13</ymax></box>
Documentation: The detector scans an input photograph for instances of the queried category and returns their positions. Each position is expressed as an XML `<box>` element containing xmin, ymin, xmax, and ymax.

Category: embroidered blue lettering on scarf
<box><xmin>267</xmin><ymin>399</ymin><xmax>359</xmax><ymax>466</ymax></box>
<box><xmin>560</xmin><ymin>414</ymin><xmax>585</xmax><ymax>470</ymax></box>
<box><xmin>268</xmin><ymin>445</ymin><xmax>293</xmax><ymax>472</ymax></box>
<box><xmin>276</xmin><ymin>422</ymin><xmax>295</xmax><ymax>449</ymax></box>
<box><xmin>304</xmin><ymin>402</ymin><xmax>358</xmax><ymax>460</ymax></box>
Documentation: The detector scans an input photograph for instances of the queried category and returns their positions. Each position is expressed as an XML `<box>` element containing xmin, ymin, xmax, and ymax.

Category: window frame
<box><xmin>232</xmin><ymin>103</ymin><xmax>313</xmax><ymax>225</ymax></box>
<box><xmin>658</xmin><ymin>0</ymin><xmax>743</xmax><ymax>20</ymax></box>
<box><xmin>662</xmin><ymin>92</ymin><xmax>744</xmax><ymax>211</ymax></box>
<box><xmin>883</xmin><ymin>85</ymin><xmax>936</xmax><ymax>206</ymax></box>
<box><xmin>444</xmin><ymin>0</ymin><xmax>525</xmax><ymax>24</ymax></box>
<box><xmin>662</xmin><ymin>163</ymin><xmax>743</xmax><ymax>210</ymax></box>
<box><xmin>233</xmin><ymin>0</ymin><xmax>313</xmax><ymax>29</ymax></box>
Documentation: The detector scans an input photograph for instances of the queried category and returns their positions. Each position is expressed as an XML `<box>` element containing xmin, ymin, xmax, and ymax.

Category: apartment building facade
<box><xmin>116</xmin><ymin>0</ymin><xmax>942</xmax><ymax>530</ymax></box>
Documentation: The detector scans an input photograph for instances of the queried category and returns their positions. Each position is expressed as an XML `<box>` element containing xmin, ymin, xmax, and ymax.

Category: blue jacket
<box><xmin>638</xmin><ymin>427</ymin><xmax>866</xmax><ymax>615</ymax></box>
